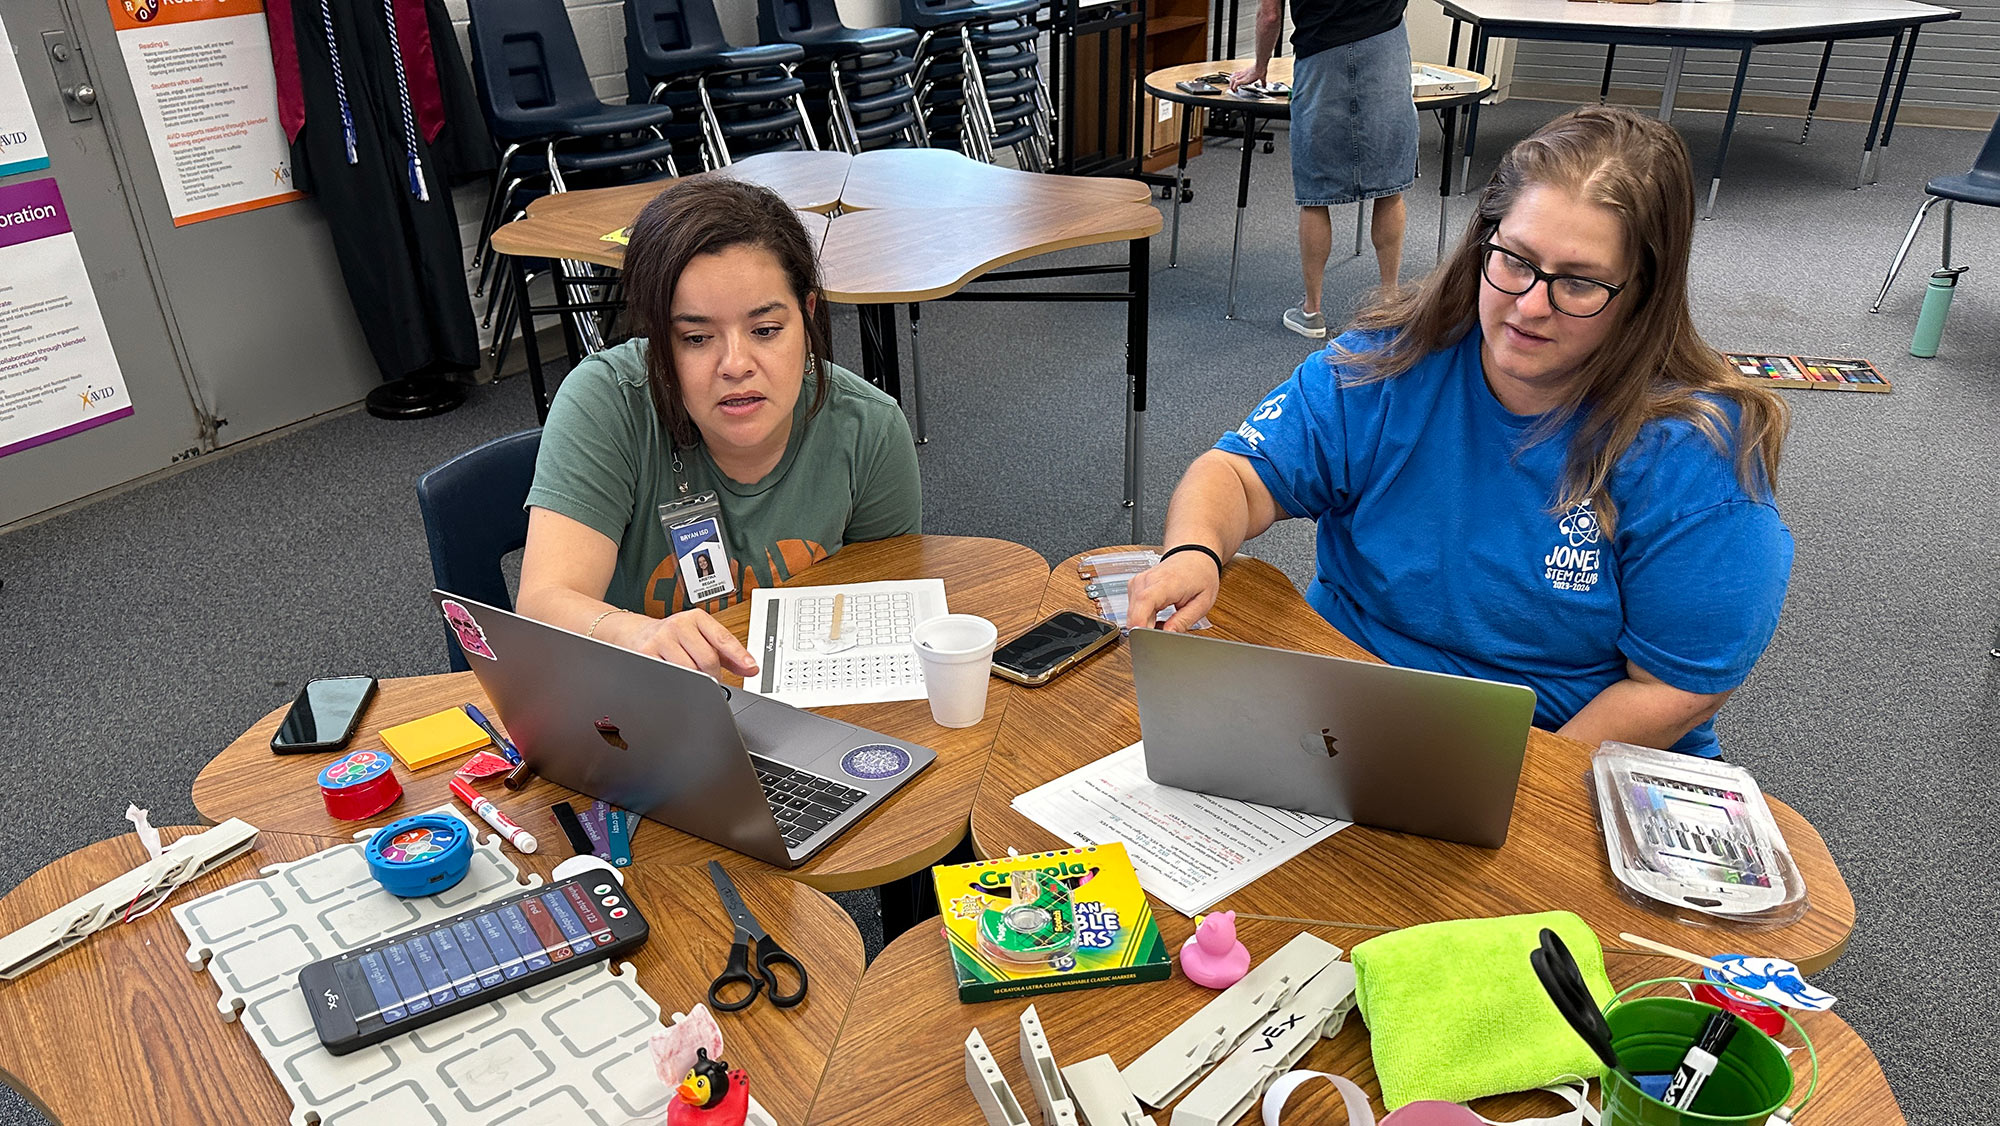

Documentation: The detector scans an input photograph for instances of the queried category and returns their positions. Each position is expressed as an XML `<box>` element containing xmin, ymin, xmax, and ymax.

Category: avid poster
<box><xmin>107</xmin><ymin>0</ymin><xmax>301</xmax><ymax>224</ymax></box>
<box><xmin>0</xmin><ymin>179</ymin><xmax>134</xmax><ymax>459</ymax></box>
<box><xmin>0</xmin><ymin>14</ymin><xmax>53</xmax><ymax>177</ymax></box>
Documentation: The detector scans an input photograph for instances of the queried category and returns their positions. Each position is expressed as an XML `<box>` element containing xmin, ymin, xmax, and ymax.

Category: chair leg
<box><xmin>1871</xmin><ymin>195</ymin><xmax>1943</xmax><ymax>313</ymax></box>
<box><xmin>1940</xmin><ymin>199</ymin><xmax>1955</xmax><ymax>269</ymax></box>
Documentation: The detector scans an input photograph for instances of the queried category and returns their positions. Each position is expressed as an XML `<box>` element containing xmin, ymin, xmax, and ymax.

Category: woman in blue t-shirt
<box><xmin>1127</xmin><ymin>106</ymin><xmax>1791</xmax><ymax>756</ymax></box>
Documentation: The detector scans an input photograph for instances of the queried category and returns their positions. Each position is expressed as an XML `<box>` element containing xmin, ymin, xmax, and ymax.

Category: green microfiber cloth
<box><xmin>1351</xmin><ymin>911</ymin><xmax>1612</xmax><ymax>1110</ymax></box>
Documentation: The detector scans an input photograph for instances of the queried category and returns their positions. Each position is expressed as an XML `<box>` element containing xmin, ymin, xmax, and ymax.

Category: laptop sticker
<box><xmin>440</xmin><ymin>600</ymin><xmax>497</xmax><ymax>660</ymax></box>
<box><xmin>839</xmin><ymin>744</ymin><xmax>911</xmax><ymax>781</ymax></box>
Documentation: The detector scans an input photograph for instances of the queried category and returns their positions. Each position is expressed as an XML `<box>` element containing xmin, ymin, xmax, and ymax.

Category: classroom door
<box><xmin>1</xmin><ymin>0</ymin><xmax>211</xmax><ymax>525</ymax></box>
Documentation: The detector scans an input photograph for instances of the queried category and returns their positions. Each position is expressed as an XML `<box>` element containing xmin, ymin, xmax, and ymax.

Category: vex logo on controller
<box><xmin>322</xmin><ymin>989</ymin><xmax>340</xmax><ymax>1010</ymax></box>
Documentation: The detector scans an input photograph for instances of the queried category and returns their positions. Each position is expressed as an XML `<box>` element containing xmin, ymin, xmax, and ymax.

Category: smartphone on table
<box><xmin>991</xmin><ymin>611</ymin><xmax>1119</xmax><ymax>687</ymax></box>
<box><xmin>270</xmin><ymin>675</ymin><xmax>379</xmax><ymax>753</ymax></box>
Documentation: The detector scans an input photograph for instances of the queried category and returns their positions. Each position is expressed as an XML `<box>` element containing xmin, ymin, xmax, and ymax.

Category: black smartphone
<box><xmin>269</xmin><ymin>675</ymin><xmax>379</xmax><ymax>754</ymax></box>
<box><xmin>991</xmin><ymin>610</ymin><xmax>1119</xmax><ymax>687</ymax></box>
<box><xmin>299</xmin><ymin>873</ymin><xmax>650</xmax><ymax>1055</ymax></box>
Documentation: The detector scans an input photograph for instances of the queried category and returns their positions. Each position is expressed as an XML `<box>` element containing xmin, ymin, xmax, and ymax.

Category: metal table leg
<box><xmin>1857</xmin><ymin>28</ymin><xmax>1905</xmax><ymax>187</ymax></box>
<box><xmin>907</xmin><ymin>303</ymin><xmax>928</xmax><ymax>443</ymax></box>
<box><xmin>1225</xmin><ymin>111</ymin><xmax>1255</xmax><ymax>320</ymax></box>
<box><xmin>1659</xmin><ymin>46</ymin><xmax>1687</xmax><ymax>122</ymax></box>
<box><xmin>857</xmin><ymin>303</ymin><xmax>902</xmax><ymax>400</ymax></box>
<box><xmin>1598</xmin><ymin>44</ymin><xmax>1617</xmax><ymax>104</ymax></box>
<box><xmin>1460</xmin><ymin>29</ymin><xmax>1488</xmax><ymax>194</ymax></box>
<box><xmin>1169</xmin><ymin>108</ymin><xmax>1193</xmax><ymax>267</ymax></box>
<box><xmin>1354</xmin><ymin>203</ymin><xmax>1366</xmax><ymax>257</ymax></box>
<box><xmin>1875</xmin><ymin>26</ymin><xmax>1922</xmax><ymax>183</ymax></box>
<box><xmin>1436</xmin><ymin>106</ymin><xmax>1458</xmax><ymax>260</ymax></box>
<box><xmin>1703</xmin><ymin>48</ymin><xmax>1754</xmax><ymax>219</ymax></box>
<box><xmin>1125</xmin><ymin>236</ymin><xmax>1150</xmax><ymax>539</ymax></box>
<box><xmin>514</xmin><ymin>255</ymin><xmax>550</xmax><ymax>425</ymax></box>
<box><xmin>1801</xmin><ymin>41</ymin><xmax>1835</xmax><ymax>143</ymax></box>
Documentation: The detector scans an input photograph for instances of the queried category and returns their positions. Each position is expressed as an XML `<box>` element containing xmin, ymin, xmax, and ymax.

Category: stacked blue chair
<box><xmin>1871</xmin><ymin>112</ymin><xmax>2000</xmax><ymax>314</ymax></box>
<box><xmin>902</xmin><ymin>0</ymin><xmax>1051</xmax><ymax>170</ymax></box>
<box><xmin>467</xmin><ymin>0</ymin><xmax>679</xmax><ymax>366</ymax></box>
<box><xmin>759</xmin><ymin>0</ymin><xmax>927</xmax><ymax>152</ymax></box>
<box><xmin>625</xmin><ymin>0</ymin><xmax>818</xmax><ymax>167</ymax></box>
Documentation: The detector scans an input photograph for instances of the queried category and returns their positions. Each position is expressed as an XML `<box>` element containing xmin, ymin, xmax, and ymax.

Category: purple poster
<box><xmin>0</xmin><ymin>178</ymin><xmax>134</xmax><ymax>459</ymax></box>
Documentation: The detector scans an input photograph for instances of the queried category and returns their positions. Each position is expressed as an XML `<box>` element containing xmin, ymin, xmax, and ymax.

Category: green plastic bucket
<box><xmin>1599</xmin><ymin>992</ymin><xmax>1797</xmax><ymax>1126</ymax></box>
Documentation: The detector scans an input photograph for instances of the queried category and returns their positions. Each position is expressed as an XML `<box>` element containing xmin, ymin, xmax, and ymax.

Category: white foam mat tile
<box><xmin>171</xmin><ymin>807</ymin><xmax>676</xmax><ymax>1125</ymax></box>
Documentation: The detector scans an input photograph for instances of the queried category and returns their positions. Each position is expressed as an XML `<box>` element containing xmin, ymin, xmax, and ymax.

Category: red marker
<box><xmin>448</xmin><ymin>777</ymin><xmax>538</xmax><ymax>854</ymax></box>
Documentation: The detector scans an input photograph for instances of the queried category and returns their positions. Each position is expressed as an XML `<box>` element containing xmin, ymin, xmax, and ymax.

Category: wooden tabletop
<box><xmin>488</xmin><ymin>149</ymin><xmax>1163</xmax><ymax>298</ymax></box>
<box><xmin>192</xmin><ymin>535</ymin><xmax>1051</xmax><ymax>893</ymax></box>
<box><xmin>809</xmin><ymin>912</ymin><xmax>1904</xmax><ymax>1125</ymax></box>
<box><xmin>1435</xmin><ymin>0</ymin><xmax>1958</xmax><ymax>37</ymax></box>
<box><xmin>0</xmin><ymin>828</ymin><xmax>866</xmax><ymax>1126</ymax></box>
<box><xmin>1144</xmin><ymin>58</ymin><xmax>1493</xmax><ymax>115</ymax></box>
<box><xmin>971</xmin><ymin>549</ymin><xmax>1858</xmax><ymax>974</ymax></box>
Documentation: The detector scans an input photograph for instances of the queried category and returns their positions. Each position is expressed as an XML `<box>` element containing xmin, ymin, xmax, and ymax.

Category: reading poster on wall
<box><xmin>0</xmin><ymin>15</ymin><xmax>53</xmax><ymax>177</ymax></box>
<box><xmin>107</xmin><ymin>0</ymin><xmax>302</xmax><ymax>225</ymax></box>
<box><xmin>0</xmin><ymin>179</ymin><xmax>134</xmax><ymax>459</ymax></box>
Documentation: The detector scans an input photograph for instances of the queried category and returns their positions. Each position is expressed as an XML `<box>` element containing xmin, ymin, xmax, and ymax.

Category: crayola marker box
<box><xmin>933</xmin><ymin>843</ymin><xmax>1171</xmax><ymax>1003</ymax></box>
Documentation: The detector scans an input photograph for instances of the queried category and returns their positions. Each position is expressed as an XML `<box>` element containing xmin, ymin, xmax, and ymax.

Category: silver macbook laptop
<box><xmin>1131</xmin><ymin>629</ymin><xmax>1536</xmax><ymax>848</ymax></box>
<box><xmin>432</xmin><ymin>591</ymin><xmax>935</xmax><ymax>867</ymax></box>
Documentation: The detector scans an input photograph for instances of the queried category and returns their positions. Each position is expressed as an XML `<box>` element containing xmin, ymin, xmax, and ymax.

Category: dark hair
<box><xmin>621</xmin><ymin>176</ymin><xmax>834</xmax><ymax>449</ymax></box>
<box><xmin>1341</xmin><ymin>106</ymin><xmax>1786</xmax><ymax>535</ymax></box>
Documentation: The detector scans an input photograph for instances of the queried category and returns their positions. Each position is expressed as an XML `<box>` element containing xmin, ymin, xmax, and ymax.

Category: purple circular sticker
<box><xmin>840</xmin><ymin>744</ymin><xmax>911</xmax><ymax>780</ymax></box>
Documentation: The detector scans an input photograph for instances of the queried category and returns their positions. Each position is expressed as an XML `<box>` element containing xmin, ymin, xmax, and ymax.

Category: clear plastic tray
<box><xmin>1591</xmin><ymin>741</ymin><xmax>1808</xmax><ymax>927</ymax></box>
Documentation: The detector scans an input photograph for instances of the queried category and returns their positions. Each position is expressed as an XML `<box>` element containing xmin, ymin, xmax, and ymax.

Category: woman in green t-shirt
<box><xmin>518</xmin><ymin>178</ymin><xmax>921</xmax><ymax>676</ymax></box>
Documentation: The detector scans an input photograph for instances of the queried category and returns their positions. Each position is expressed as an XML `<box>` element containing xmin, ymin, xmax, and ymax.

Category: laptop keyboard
<box><xmin>751</xmin><ymin>756</ymin><xmax>869</xmax><ymax>850</ymax></box>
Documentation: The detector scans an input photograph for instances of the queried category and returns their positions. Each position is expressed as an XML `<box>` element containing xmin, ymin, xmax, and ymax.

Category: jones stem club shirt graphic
<box><xmin>1544</xmin><ymin>501</ymin><xmax>1603</xmax><ymax>593</ymax></box>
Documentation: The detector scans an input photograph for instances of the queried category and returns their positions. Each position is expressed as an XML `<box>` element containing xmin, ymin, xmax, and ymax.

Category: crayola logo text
<box><xmin>976</xmin><ymin>860</ymin><xmax>1086</xmax><ymax>887</ymax></box>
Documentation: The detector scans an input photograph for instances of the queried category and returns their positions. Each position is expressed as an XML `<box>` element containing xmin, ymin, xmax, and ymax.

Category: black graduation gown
<box><xmin>285</xmin><ymin>0</ymin><xmax>493</xmax><ymax>382</ymax></box>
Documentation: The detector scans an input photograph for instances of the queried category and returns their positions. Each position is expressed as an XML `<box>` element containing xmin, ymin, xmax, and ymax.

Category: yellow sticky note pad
<box><xmin>379</xmin><ymin>709</ymin><xmax>490</xmax><ymax>770</ymax></box>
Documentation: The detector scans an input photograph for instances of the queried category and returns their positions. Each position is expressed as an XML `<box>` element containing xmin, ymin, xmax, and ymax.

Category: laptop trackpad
<box><xmin>735</xmin><ymin>697</ymin><xmax>852</xmax><ymax>763</ymax></box>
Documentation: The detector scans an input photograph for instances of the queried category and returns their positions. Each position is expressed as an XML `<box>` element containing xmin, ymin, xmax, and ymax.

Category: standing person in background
<box><xmin>1233</xmin><ymin>0</ymin><xmax>1419</xmax><ymax>338</ymax></box>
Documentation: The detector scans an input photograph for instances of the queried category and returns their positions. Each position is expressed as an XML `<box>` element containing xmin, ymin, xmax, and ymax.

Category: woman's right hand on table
<box><xmin>615</xmin><ymin>609</ymin><xmax>760</xmax><ymax>678</ymax></box>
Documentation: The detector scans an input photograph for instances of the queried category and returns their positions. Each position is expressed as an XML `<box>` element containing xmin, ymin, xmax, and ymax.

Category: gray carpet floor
<box><xmin>2</xmin><ymin>98</ymin><xmax>1994</xmax><ymax>1124</ymax></box>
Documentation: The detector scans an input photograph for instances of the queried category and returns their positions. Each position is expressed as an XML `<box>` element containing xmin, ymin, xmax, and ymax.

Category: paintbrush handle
<box><xmin>1619</xmin><ymin>932</ymin><xmax>1728</xmax><ymax>973</ymax></box>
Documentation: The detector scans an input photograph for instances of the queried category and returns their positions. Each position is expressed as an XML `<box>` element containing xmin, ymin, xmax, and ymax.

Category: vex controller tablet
<box><xmin>299</xmin><ymin>874</ymin><xmax>650</xmax><ymax>1055</ymax></box>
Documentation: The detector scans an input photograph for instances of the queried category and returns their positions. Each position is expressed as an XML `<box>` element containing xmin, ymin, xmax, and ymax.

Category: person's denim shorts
<box><xmin>1290</xmin><ymin>22</ymin><xmax>1420</xmax><ymax>207</ymax></box>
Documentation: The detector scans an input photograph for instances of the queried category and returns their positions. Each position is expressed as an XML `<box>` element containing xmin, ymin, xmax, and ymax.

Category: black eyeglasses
<box><xmin>1477</xmin><ymin>242</ymin><xmax>1624</xmax><ymax>318</ymax></box>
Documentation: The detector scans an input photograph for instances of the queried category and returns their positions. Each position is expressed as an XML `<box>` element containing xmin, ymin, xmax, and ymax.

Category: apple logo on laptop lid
<box><xmin>594</xmin><ymin>718</ymin><xmax>628</xmax><ymax>751</ymax></box>
<box><xmin>1301</xmin><ymin>727</ymin><xmax>1339</xmax><ymax>759</ymax></box>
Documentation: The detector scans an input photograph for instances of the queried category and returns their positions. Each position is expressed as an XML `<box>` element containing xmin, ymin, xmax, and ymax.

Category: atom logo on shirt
<box><xmin>1545</xmin><ymin>501</ymin><xmax>1603</xmax><ymax>593</ymax></box>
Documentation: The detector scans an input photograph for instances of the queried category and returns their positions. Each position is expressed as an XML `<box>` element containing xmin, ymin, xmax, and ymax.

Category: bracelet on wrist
<box><xmin>1161</xmin><ymin>543</ymin><xmax>1224</xmax><ymax>574</ymax></box>
<box><xmin>586</xmin><ymin>608</ymin><xmax>627</xmax><ymax>639</ymax></box>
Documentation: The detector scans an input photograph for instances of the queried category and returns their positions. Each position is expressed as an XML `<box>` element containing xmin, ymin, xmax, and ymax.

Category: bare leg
<box><xmin>1300</xmin><ymin>205</ymin><xmax>1333</xmax><ymax>314</ymax></box>
<box><xmin>1372</xmin><ymin>194</ymin><xmax>1407</xmax><ymax>290</ymax></box>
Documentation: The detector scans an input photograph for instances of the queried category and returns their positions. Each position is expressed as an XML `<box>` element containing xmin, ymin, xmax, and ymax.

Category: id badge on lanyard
<box><xmin>657</xmin><ymin>449</ymin><xmax>735</xmax><ymax>606</ymax></box>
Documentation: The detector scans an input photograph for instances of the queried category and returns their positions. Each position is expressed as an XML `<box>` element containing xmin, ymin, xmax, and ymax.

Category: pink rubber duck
<box><xmin>1179</xmin><ymin>910</ymin><xmax>1251</xmax><ymax>989</ymax></box>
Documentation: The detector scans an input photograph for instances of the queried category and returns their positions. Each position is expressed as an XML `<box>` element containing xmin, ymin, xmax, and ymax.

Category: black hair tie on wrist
<box><xmin>1161</xmin><ymin>544</ymin><xmax>1224</xmax><ymax>574</ymax></box>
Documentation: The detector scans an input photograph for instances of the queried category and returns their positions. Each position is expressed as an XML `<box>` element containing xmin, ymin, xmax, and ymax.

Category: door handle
<box><xmin>43</xmin><ymin>30</ymin><xmax>98</xmax><ymax>123</ymax></box>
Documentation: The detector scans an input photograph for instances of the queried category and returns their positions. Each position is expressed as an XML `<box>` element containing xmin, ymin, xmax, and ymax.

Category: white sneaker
<box><xmin>1283</xmin><ymin>306</ymin><xmax>1326</xmax><ymax>339</ymax></box>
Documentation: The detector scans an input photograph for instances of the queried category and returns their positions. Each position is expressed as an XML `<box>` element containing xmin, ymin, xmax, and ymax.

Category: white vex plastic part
<box><xmin>1168</xmin><ymin>961</ymin><xmax>1358</xmax><ymax>1126</ymax></box>
<box><xmin>967</xmin><ymin>1026</ymin><xmax>1032</xmax><ymax>1126</ymax></box>
<box><xmin>1121</xmin><ymin>932</ymin><xmax>1344</xmax><ymax>1107</ymax></box>
<box><xmin>1063</xmin><ymin>1054</ymin><xmax>1159</xmax><ymax>1126</ymax></box>
<box><xmin>1019</xmin><ymin>1004</ymin><xmax>1081</xmax><ymax>1126</ymax></box>
<box><xmin>0</xmin><ymin>818</ymin><xmax>259</xmax><ymax>980</ymax></box>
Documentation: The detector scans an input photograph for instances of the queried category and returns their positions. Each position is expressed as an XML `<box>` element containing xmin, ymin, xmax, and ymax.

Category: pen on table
<box><xmin>1662</xmin><ymin>1009</ymin><xmax>1738</xmax><ymax>1109</ymax></box>
<box><xmin>461</xmin><ymin>704</ymin><xmax>521</xmax><ymax>764</ymax></box>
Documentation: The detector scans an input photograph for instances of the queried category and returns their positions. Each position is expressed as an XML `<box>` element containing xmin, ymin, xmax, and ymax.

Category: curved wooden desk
<box><xmin>192</xmin><ymin>535</ymin><xmax>1049</xmax><ymax>894</ymax></box>
<box><xmin>488</xmin><ymin>149</ymin><xmax>1164</xmax><ymax>537</ymax></box>
<box><xmin>971</xmin><ymin>549</ymin><xmax>1856</xmax><ymax>974</ymax></box>
<box><xmin>1141</xmin><ymin>57</ymin><xmax>1493</xmax><ymax>311</ymax></box>
<box><xmin>0</xmin><ymin>829</ymin><xmax>865</xmax><ymax>1126</ymax></box>
<box><xmin>808</xmin><ymin>914</ymin><xmax>1903</xmax><ymax>1125</ymax></box>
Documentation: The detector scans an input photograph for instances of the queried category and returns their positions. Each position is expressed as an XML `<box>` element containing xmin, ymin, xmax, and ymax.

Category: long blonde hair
<box><xmin>1341</xmin><ymin>105</ymin><xmax>1786</xmax><ymax>535</ymax></box>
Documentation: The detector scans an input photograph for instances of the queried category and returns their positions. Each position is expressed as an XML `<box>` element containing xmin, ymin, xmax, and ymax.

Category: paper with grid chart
<box><xmin>1011</xmin><ymin>742</ymin><xmax>1348</xmax><ymax>917</ymax></box>
<box><xmin>171</xmin><ymin>807</ymin><xmax>683</xmax><ymax>1126</ymax></box>
<box><xmin>743</xmin><ymin>580</ymin><xmax>948</xmax><ymax>707</ymax></box>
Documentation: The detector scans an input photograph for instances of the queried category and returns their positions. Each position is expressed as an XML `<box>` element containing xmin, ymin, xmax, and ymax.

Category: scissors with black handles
<box><xmin>705</xmin><ymin>860</ymin><xmax>808</xmax><ymax>1012</ymax></box>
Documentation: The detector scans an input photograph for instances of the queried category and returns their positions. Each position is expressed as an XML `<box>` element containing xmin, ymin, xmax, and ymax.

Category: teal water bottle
<box><xmin>1910</xmin><ymin>266</ymin><xmax>1968</xmax><ymax>358</ymax></box>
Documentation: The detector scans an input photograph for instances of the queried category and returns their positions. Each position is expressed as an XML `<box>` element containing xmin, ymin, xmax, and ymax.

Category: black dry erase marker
<box><xmin>1662</xmin><ymin>1010</ymin><xmax>1738</xmax><ymax>1109</ymax></box>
